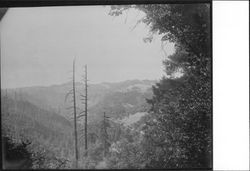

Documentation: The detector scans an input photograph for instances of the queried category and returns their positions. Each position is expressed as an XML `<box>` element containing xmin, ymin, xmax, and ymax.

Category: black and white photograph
<box><xmin>1</xmin><ymin>1</ymin><xmax>213</xmax><ymax>170</ymax></box>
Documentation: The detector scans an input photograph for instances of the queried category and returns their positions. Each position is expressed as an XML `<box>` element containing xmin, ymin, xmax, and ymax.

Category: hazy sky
<box><xmin>0</xmin><ymin>6</ymin><xmax>175</xmax><ymax>88</ymax></box>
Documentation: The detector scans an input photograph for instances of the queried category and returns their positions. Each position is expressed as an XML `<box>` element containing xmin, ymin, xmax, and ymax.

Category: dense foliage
<box><xmin>109</xmin><ymin>3</ymin><xmax>212</xmax><ymax>169</ymax></box>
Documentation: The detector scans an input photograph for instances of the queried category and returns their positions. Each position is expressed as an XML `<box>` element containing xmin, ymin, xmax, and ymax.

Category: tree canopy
<box><xmin>109</xmin><ymin>3</ymin><xmax>212</xmax><ymax>169</ymax></box>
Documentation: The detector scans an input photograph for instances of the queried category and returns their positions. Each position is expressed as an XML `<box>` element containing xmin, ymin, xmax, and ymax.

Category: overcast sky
<box><xmin>0</xmin><ymin>6</ymin><xmax>175</xmax><ymax>88</ymax></box>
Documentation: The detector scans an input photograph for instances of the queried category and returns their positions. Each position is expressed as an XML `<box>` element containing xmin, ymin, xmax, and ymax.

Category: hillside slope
<box><xmin>5</xmin><ymin>80</ymin><xmax>156</xmax><ymax>122</ymax></box>
<box><xmin>1</xmin><ymin>94</ymin><xmax>77</xmax><ymax>168</ymax></box>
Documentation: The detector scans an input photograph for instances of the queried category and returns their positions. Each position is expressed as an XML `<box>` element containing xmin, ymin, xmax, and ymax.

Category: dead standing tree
<box><xmin>102</xmin><ymin>112</ymin><xmax>111</xmax><ymax>158</ymax></box>
<box><xmin>65</xmin><ymin>59</ymin><xmax>79</xmax><ymax>168</ymax></box>
<box><xmin>80</xmin><ymin>65</ymin><xmax>88</xmax><ymax>157</ymax></box>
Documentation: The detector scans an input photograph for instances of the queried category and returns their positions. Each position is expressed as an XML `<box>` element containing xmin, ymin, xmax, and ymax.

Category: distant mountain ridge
<box><xmin>4</xmin><ymin>79</ymin><xmax>156</xmax><ymax>122</ymax></box>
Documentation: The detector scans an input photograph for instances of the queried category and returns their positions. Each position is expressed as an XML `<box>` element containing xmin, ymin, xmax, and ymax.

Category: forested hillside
<box><xmin>1</xmin><ymin>93</ymin><xmax>73</xmax><ymax>168</ymax></box>
<box><xmin>1</xmin><ymin>3</ymin><xmax>211</xmax><ymax>170</ymax></box>
<box><xmin>5</xmin><ymin>80</ymin><xmax>155</xmax><ymax>122</ymax></box>
<box><xmin>1</xmin><ymin>80</ymin><xmax>155</xmax><ymax>169</ymax></box>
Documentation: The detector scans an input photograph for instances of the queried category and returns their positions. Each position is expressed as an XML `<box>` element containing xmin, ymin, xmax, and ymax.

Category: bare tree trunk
<box><xmin>73</xmin><ymin>59</ymin><xmax>79</xmax><ymax>168</ymax></box>
<box><xmin>103</xmin><ymin>112</ymin><xmax>106</xmax><ymax>158</ymax></box>
<box><xmin>103</xmin><ymin>112</ymin><xmax>109</xmax><ymax>158</ymax></box>
<box><xmin>84</xmin><ymin>65</ymin><xmax>88</xmax><ymax>157</ymax></box>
